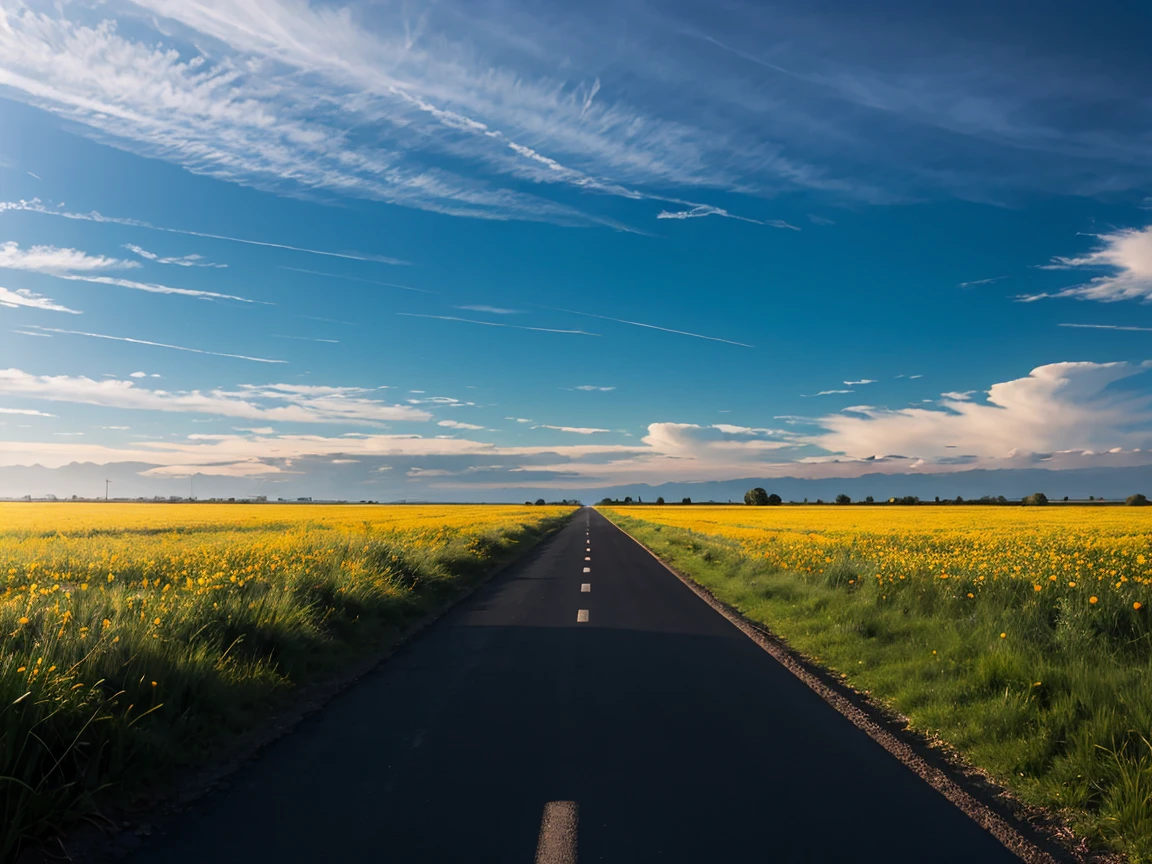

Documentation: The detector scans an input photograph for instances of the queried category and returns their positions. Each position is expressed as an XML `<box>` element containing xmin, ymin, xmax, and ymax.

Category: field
<box><xmin>601</xmin><ymin>505</ymin><xmax>1152</xmax><ymax>860</ymax></box>
<box><xmin>0</xmin><ymin>503</ymin><xmax>573</xmax><ymax>857</ymax></box>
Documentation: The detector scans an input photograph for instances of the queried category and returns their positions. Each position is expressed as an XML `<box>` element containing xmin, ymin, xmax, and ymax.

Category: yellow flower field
<box><xmin>0</xmin><ymin>503</ymin><xmax>573</xmax><ymax>858</ymax></box>
<box><xmin>607</xmin><ymin>505</ymin><xmax>1152</xmax><ymax>607</ymax></box>
<box><xmin>601</xmin><ymin>504</ymin><xmax>1152</xmax><ymax>859</ymax></box>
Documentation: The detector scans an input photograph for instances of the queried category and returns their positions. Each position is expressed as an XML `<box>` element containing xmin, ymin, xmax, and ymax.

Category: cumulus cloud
<box><xmin>438</xmin><ymin>420</ymin><xmax>486</xmax><ymax>430</ymax></box>
<box><xmin>814</xmin><ymin>361</ymin><xmax>1152</xmax><ymax>464</ymax></box>
<box><xmin>1020</xmin><ymin>226</ymin><xmax>1152</xmax><ymax>302</ymax></box>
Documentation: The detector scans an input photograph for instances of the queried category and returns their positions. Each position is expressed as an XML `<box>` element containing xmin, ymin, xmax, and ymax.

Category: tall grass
<box><xmin>603</xmin><ymin>510</ymin><xmax>1152</xmax><ymax>862</ymax></box>
<box><xmin>0</xmin><ymin>506</ymin><xmax>572</xmax><ymax>859</ymax></box>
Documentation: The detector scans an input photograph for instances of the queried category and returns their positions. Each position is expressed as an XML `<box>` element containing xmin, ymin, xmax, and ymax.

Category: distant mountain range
<box><xmin>5</xmin><ymin>461</ymin><xmax>1152</xmax><ymax>504</ymax></box>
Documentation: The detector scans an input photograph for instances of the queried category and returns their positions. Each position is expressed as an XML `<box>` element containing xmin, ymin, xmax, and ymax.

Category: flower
<box><xmin>1000</xmin><ymin>632</ymin><xmax>1007</xmax><ymax>639</ymax></box>
<box><xmin>1090</xmin><ymin>596</ymin><xmax>1098</xmax><ymax>604</ymax></box>
<box><xmin>1135</xmin><ymin>602</ymin><xmax>1143</xmax><ymax>611</ymax></box>
<box><xmin>18</xmin><ymin>616</ymin><xmax>29</xmax><ymax>625</ymax></box>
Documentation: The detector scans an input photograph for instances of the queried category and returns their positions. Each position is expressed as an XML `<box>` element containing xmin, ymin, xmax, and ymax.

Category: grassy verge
<box><xmin>1</xmin><ymin>508</ymin><xmax>573</xmax><ymax>860</ymax></box>
<box><xmin>602</xmin><ymin>509</ymin><xmax>1152</xmax><ymax>862</ymax></box>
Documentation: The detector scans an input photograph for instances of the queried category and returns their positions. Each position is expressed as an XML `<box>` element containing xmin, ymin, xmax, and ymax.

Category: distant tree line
<box><xmin>595</xmin><ymin>490</ymin><xmax>1152</xmax><ymax>506</ymax></box>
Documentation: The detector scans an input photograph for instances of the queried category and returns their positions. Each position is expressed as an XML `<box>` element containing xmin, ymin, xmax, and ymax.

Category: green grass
<box><xmin>0</xmin><ymin>513</ymin><xmax>571</xmax><ymax>860</ymax></box>
<box><xmin>603</xmin><ymin>511</ymin><xmax>1152</xmax><ymax>862</ymax></box>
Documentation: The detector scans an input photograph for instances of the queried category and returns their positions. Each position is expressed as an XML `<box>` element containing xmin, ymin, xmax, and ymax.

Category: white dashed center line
<box><xmin>534</xmin><ymin>800</ymin><xmax>578</xmax><ymax>864</ymax></box>
<box><xmin>584</xmin><ymin>556</ymin><xmax>590</xmax><ymax>561</ymax></box>
<box><xmin>581</xmin><ymin>583</ymin><xmax>591</xmax><ymax>592</ymax></box>
<box><xmin>576</xmin><ymin>609</ymin><xmax>589</xmax><ymax>623</ymax></box>
<box><xmin>582</xmin><ymin>566</ymin><xmax>590</xmax><ymax>573</ymax></box>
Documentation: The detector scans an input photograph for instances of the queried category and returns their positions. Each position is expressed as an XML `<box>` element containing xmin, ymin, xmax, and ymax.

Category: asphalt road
<box><xmin>130</xmin><ymin>508</ymin><xmax>1023</xmax><ymax>863</ymax></box>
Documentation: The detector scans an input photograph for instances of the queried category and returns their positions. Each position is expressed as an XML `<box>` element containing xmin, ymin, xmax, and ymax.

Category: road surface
<box><xmin>130</xmin><ymin>508</ymin><xmax>1025</xmax><ymax>863</ymax></box>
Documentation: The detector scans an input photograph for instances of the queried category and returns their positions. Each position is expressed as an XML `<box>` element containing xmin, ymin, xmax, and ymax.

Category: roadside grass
<box><xmin>602</xmin><ymin>510</ymin><xmax>1152</xmax><ymax>862</ymax></box>
<box><xmin>0</xmin><ymin>506</ymin><xmax>573</xmax><ymax>860</ymax></box>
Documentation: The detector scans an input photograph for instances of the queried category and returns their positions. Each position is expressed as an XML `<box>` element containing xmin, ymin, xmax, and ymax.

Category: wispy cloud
<box><xmin>280</xmin><ymin>267</ymin><xmax>429</xmax><ymax>292</ymax></box>
<box><xmin>547</xmin><ymin>306</ymin><xmax>752</xmax><ymax>347</ymax></box>
<box><xmin>0</xmin><ymin>369</ymin><xmax>431</xmax><ymax>425</ymax></box>
<box><xmin>656</xmin><ymin>205</ymin><xmax>799</xmax><ymax>230</ymax></box>
<box><xmin>56</xmin><ymin>273</ymin><xmax>261</xmax><ymax>304</ymax></box>
<box><xmin>0</xmin><ymin>286</ymin><xmax>80</xmax><ymax>313</ymax></box>
<box><xmin>1019</xmin><ymin>227</ymin><xmax>1152</xmax><ymax>303</ymax></box>
<box><xmin>571</xmin><ymin>385</ymin><xmax>615</xmax><ymax>391</ymax></box>
<box><xmin>1</xmin><ymin>199</ymin><xmax>406</xmax><ymax>265</ymax></box>
<box><xmin>272</xmin><ymin>334</ymin><xmax>339</xmax><ymax>344</ymax></box>
<box><xmin>438</xmin><ymin>420</ymin><xmax>486</xmax><ymax>430</ymax></box>
<box><xmin>958</xmin><ymin>276</ymin><xmax>1003</xmax><ymax>288</ymax></box>
<box><xmin>537</xmin><ymin>425</ymin><xmax>611</xmax><ymax>434</ymax></box>
<box><xmin>844</xmin><ymin>379</ymin><xmax>876</xmax><ymax>386</ymax></box>
<box><xmin>802</xmin><ymin>389</ymin><xmax>854</xmax><ymax>397</ymax></box>
<box><xmin>23</xmin><ymin>326</ymin><xmax>287</xmax><ymax>364</ymax></box>
<box><xmin>1059</xmin><ymin>323</ymin><xmax>1152</xmax><ymax>333</ymax></box>
<box><xmin>0</xmin><ymin>240</ymin><xmax>135</xmax><ymax>273</ymax></box>
<box><xmin>124</xmin><ymin>244</ymin><xmax>226</xmax><ymax>268</ymax></box>
<box><xmin>0</xmin><ymin>406</ymin><xmax>55</xmax><ymax>417</ymax></box>
<box><xmin>397</xmin><ymin>313</ymin><xmax>599</xmax><ymax>336</ymax></box>
<box><xmin>456</xmin><ymin>305</ymin><xmax>522</xmax><ymax>315</ymax></box>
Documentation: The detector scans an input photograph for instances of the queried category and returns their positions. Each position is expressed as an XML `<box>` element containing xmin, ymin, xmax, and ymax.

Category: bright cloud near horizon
<box><xmin>1</xmin><ymin>0</ymin><xmax>1151</xmax><ymax>500</ymax></box>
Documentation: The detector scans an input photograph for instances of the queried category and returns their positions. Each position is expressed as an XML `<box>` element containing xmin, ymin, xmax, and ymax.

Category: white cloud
<box><xmin>572</xmin><ymin>385</ymin><xmax>616</xmax><ymax>392</ymax></box>
<box><xmin>844</xmin><ymin>379</ymin><xmax>876</xmax><ymax>386</ymax></box>
<box><xmin>129</xmin><ymin>371</ymin><xmax>147</xmax><ymax>378</ymax></box>
<box><xmin>802</xmin><ymin>389</ymin><xmax>854</xmax><ymax>397</ymax></box>
<box><xmin>123</xmin><ymin>244</ymin><xmax>226</xmax><ymax>268</ymax></box>
<box><xmin>939</xmin><ymin>390</ymin><xmax>975</xmax><ymax>400</ymax></box>
<box><xmin>814</xmin><ymin>362</ymin><xmax>1152</xmax><ymax>464</ymax></box>
<box><xmin>1020</xmin><ymin>226</ymin><xmax>1152</xmax><ymax>302</ymax></box>
<box><xmin>2</xmin><ymin>199</ymin><xmax>404</xmax><ymax>265</ymax></box>
<box><xmin>537</xmin><ymin>425</ymin><xmax>611</xmax><ymax>434</ymax></box>
<box><xmin>549</xmin><ymin>306</ymin><xmax>753</xmax><ymax>347</ymax></box>
<box><xmin>0</xmin><ymin>369</ymin><xmax>431</xmax><ymax>425</ymax></box>
<box><xmin>656</xmin><ymin>204</ymin><xmax>798</xmax><ymax>230</ymax></box>
<box><xmin>1060</xmin><ymin>323</ymin><xmax>1152</xmax><ymax>333</ymax></box>
<box><xmin>438</xmin><ymin>420</ymin><xmax>486</xmax><ymax>430</ymax></box>
<box><xmin>0</xmin><ymin>286</ymin><xmax>80</xmax><ymax>313</ymax></box>
<box><xmin>456</xmin><ymin>305</ymin><xmax>522</xmax><ymax>315</ymax></box>
<box><xmin>398</xmin><ymin>313</ymin><xmax>598</xmax><ymax>336</ymax></box>
<box><xmin>25</xmin><ymin>326</ymin><xmax>285</xmax><ymax>363</ymax></box>
<box><xmin>56</xmin><ymin>273</ymin><xmax>259</xmax><ymax>303</ymax></box>
<box><xmin>0</xmin><ymin>406</ymin><xmax>55</xmax><ymax>417</ymax></box>
<box><xmin>0</xmin><ymin>240</ymin><xmax>134</xmax><ymax>273</ymax></box>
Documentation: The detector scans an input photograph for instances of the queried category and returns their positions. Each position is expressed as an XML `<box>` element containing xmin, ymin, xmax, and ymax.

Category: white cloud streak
<box><xmin>397</xmin><ymin>313</ymin><xmax>599</xmax><ymax>336</ymax></box>
<box><xmin>278</xmin><ymin>266</ymin><xmax>429</xmax><ymax>292</ymax></box>
<box><xmin>0</xmin><ymin>369</ymin><xmax>431</xmax><ymax>425</ymax></box>
<box><xmin>24</xmin><ymin>326</ymin><xmax>287</xmax><ymax>364</ymax></box>
<box><xmin>1</xmin><ymin>199</ymin><xmax>406</xmax><ymax>265</ymax></box>
<box><xmin>547</xmin><ymin>306</ymin><xmax>752</xmax><ymax>347</ymax></box>
<box><xmin>124</xmin><ymin>244</ymin><xmax>226</xmax><ymax>268</ymax></box>
<box><xmin>1059</xmin><ymin>323</ymin><xmax>1152</xmax><ymax>333</ymax></box>
<box><xmin>656</xmin><ymin>205</ymin><xmax>799</xmax><ymax>230</ymax></box>
<box><xmin>0</xmin><ymin>285</ymin><xmax>80</xmax><ymax>313</ymax></box>
<box><xmin>0</xmin><ymin>240</ymin><xmax>135</xmax><ymax>273</ymax></box>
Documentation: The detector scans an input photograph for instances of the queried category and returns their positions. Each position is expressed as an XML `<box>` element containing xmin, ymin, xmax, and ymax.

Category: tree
<box><xmin>955</xmin><ymin>495</ymin><xmax>964</xmax><ymax>503</ymax></box>
<box><xmin>1127</xmin><ymin>493</ymin><xmax>1150</xmax><ymax>506</ymax></box>
<box><xmin>599</xmin><ymin>497</ymin><xmax>613</xmax><ymax>506</ymax></box>
<box><xmin>1022</xmin><ymin>492</ymin><xmax>1049</xmax><ymax>506</ymax></box>
<box><xmin>744</xmin><ymin>487</ymin><xmax>770</xmax><ymax>506</ymax></box>
<box><xmin>681</xmin><ymin>497</ymin><xmax>692</xmax><ymax>505</ymax></box>
<box><xmin>524</xmin><ymin>501</ymin><xmax>532</xmax><ymax>506</ymax></box>
<box><xmin>534</xmin><ymin>498</ymin><xmax>546</xmax><ymax>506</ymax></box>
<box><xmin>656</xmin><ymin>496</ymin><xmax>665</xmax><ymax>505</ymax></box>
<box><xmin>1063</xmin><ymin>496</ymin><xmax>1069</xmax><ymax>502</ymax></box>
<box><xmin>624</xmin><ymin>496</ymin><xmax>633</xmax><ymax>504</ymax></box>
<box><xmin>865</xmin><ymin>495</ymin><xmax>874</xmax><ymax>504</ymax></box>
<box><xmin>835</xmin><ymin>494</ymin><xmax>851</xmax><ymax>505</ymax></box>
<box><xmin>767</xmin><ymin>493</ymin><xmax>782</xmax><ymax>505</ymax></box>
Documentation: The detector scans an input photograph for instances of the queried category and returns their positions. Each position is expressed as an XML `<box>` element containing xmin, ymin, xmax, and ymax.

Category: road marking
<box><xmin>535</xmin><ymin>800</ymin><xmax>578</xmax><ymax>864</ymax></box>
<box><xmin>576</xmin><ymin>609</ymin><xmax>589</xmax><ymax>623</ymax></box>
<box><xmin>584</xmin><ymin>556</ymin><xmax>590</xmax><ymax>561</ymax></box>
<box><xmin>582</xmin><ymin>566</ymin><xmax>590</xmax><ymax>573</ymax></box>
<box><xmin>581</xmin><ymin>583</ymin><xmax>591</xmax><ymax>592</ymax></box>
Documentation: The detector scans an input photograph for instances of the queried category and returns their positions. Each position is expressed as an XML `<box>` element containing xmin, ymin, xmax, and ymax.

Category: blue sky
<box><xmin>1</xmin><ymin>0</ymin><xmax>1151</xmax><ymax>500</ymax></box>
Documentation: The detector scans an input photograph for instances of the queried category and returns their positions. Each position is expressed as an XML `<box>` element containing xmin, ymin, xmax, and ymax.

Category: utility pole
<box><xmin>105</xmin><ymin>479</ymin><xmax>110</xmax><ymax>501</ymax></box>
